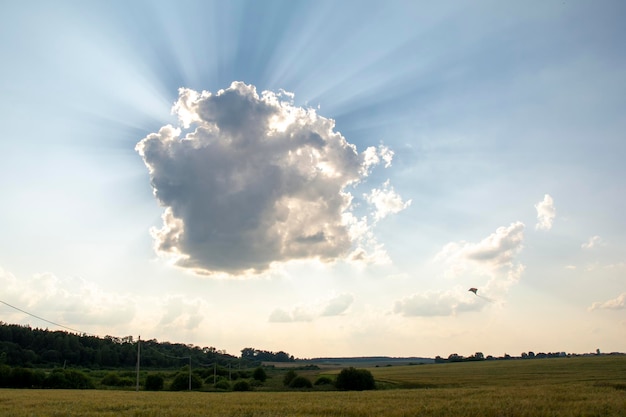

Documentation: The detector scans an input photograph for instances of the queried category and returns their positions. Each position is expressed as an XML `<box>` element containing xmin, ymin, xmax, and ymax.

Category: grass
<box><xmin>1</xmin><ymin>356</ymin><xmax>625</xmax><ymax>416</ymax></box>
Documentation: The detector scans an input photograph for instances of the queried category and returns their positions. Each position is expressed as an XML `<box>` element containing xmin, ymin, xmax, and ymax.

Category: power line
<box><xmin>0</xmin><ymin>298</ymin><xmax>96</xmax><ymax>336</ymax></box>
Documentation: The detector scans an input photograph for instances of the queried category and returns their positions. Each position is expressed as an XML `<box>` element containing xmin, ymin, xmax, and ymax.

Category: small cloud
<box><xmin>269</xmin><ymin>292</ymin><xmax>354</xmax><ymax>322</ymax></box>
<box><xmin>392</xmin><ymin>289</ymin><xmax>481</xmax><ymax>317</ymax></box>
<box><xmin>589</xmin><ymin>293</ymin><xmax>626</xmax><ymax>311</ymax></box>
<box><xmin>268</xmin><ymin>309</ymin><xmax>293</xmax><ymax>323</ymax></box>
<box><xmin>136</xmin><ymin>82</ymin><xmax>407</xmax><ymax>276</ymax></box>
<box><xmin>535</xmin><ymin>194</ymin><xmax>556</xmax><ymax>230</ymax></box>
<box><xmin>582</xmin><ymin>235</ymin><xmax>604</xmax><ymax>249</ymax></box>
<box><xmin>565</xmin><ymin>265</ymin><xmax>577</xmax><ymax>270</ymax></box>
<box><xmin>364</xmin><ymin>180</ymin><xmax>412</xmax><ymax>221</ymax></box>
<box><xmin>321</xmin><ymin>293</ymin><xmax>354</xmax><ymax>316</ymax></box>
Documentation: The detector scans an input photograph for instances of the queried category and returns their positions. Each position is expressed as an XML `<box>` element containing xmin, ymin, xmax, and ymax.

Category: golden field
<box><xmin>1</xmin><ymin>356</ymin><xmax>624</xmax><ymax>417</ymax></box>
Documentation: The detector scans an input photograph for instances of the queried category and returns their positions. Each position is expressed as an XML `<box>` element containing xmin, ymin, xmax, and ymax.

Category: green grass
<box><xmin>1</xmin><ymin>356</ymin><xmax>624</xmax><ymax>416</ymax></box>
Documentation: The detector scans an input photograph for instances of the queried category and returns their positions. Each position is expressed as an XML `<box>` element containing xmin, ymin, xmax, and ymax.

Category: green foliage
<box><xmin>314</xmin><ymin>376</ymin><xmax>333</xmax><ymax>385</ymax></box>
<box><xmin>42</xmin><ymin>369</ymin><xmax>95</xmax><ymax>389</ymax></box>
<box><xmin>252</xmin><ymin>366</ymin><xmax>267</xmax><ymax>382</ymax></box>
<box><xmin>289</xmin><ymin>376</ymin><xmax>313</xmax><ymax>389</ymax></box>
<box><xmin>283</xmin><ymin>369</ymin><xmax>297</xmax><ymax>386</ymax></box>
<box><xmin>169</xmin><ymin>372</ymin><xmax>203</xmax><ymax>391</ymax></box>
<box><xmin>335</xmin><ymin>367</ymin><xmax>375</xmax><ymax>391</ymax></box>
<box><xmin>214</xmin><ymin>379</ymin><xmax>231</xmax><ymax>390</ymax></box>
<box><xmin>7</xmin><ymin>367</ymin><xmax>45</xmax><ymax>388</ymax></box>
<box><xmin>144</xmin><ymin>374</ymin><xmax>164</xmax><ymax>391</ymax></box>
<box><xmin>0</xmin><ymin>322</ymin><xmax>237</xmax><ymax>369</ymax></box>
<box><xmin>232</xmin><ymin>380</ymin><xmax>252</xmax><ymax>391</ymax></box>
<box><xmin>101</xmin><ymin>372</ymin><xmax>134</xmax><ymax>387</ymax></box>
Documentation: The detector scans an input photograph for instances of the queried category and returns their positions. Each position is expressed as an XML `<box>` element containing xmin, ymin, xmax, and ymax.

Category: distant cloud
<box><xmin>434</xmin><ymin>222</ymin><xmax>525</xmax><ymax>278</ymax></box>
<box><xmin>582</xmin><ymin>235</ymin><xmax>604</xmax><ymax>249</ymax></box>
<box><xmin>321</xmin><ymin>293</ymin><xmax>355</xmax><ymax>316</ymax></box>
<box><xmin>393</xmin><ymin>289</ymin><xmax>480</xmax><ymax>317</ymax></box>
<box><xmin>535</xmin><ymin>194</ymin><xmax>556</xmax><ymax>230</ymax></box>
<box><xmin>0</xmin><ymin>267</ymin><xmax>135</xmax><ymax>328</ymax></box>
<box><xmin>0</xmin><ymin>265</ymin><xmax>211</xmax><ymax>342</ymax></box>
<box><xmin>269</xmin><ymin>293</ymin><xmax>354</xmax><ymax>322</ymax></box>
<box><xmin>589</xmin><ymin>293</ymin><xmax>626</xmax><ymax>311</ymax></box>
<box><xmin>136</xmin><ymin>82</ymin><xmax>407</xmax><ymax>275</ymax></box>
<box><xmin>396</xmin><ymin>222</ymin><xmax>526</xmax><ymax>317</ymax></box>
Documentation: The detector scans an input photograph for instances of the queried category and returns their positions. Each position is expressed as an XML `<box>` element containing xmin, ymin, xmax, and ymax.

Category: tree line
<box><xmin>0</xmin><ymin>322</ymin><xmax>258</xmax><ymax>369</ymax></box>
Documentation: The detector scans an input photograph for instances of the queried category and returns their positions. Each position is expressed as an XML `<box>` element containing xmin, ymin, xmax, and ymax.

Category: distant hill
<box><xmin>306</xmin><ymin>356</ymin><xmax>434</xmax><ymax>367</ymax></box>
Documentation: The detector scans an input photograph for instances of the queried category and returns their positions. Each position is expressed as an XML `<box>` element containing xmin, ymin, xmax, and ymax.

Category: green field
<box><xmin>1</xmin><ymin>356</ymin><xmax>625</xmax><ymax>416</ymax></box>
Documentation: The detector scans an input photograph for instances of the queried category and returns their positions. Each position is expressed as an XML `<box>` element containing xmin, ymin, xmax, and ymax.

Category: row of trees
<box><xmin>0</xmin><ymin>322</ymin><xmax>244</xmax><ymax>369</ymax></box>
<box><xmin>434</xmin><ymin>351</ymin><xmax>570</xmax><ymax>363</ymax></box>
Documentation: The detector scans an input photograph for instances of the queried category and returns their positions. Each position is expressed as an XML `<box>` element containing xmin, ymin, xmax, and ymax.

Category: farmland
<box><xmin>1</xmin><ymin>356</ymin><xmax>625</xmax><ymax>416</ymax></box>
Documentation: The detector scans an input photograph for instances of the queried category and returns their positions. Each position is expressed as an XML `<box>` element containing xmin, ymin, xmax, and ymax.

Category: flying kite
<box><xmin>468</xmin><ymin>288</ymin><xmax>478</xmax><ymax>295</ymax></box>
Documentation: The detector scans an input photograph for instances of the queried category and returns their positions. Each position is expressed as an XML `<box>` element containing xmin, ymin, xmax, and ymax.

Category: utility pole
<box><xmin>135</xmin><ymin>335</ymin><xmax>141</xmax><ymax>392</ymax></box>
<box><xmin>188</xmin><ymin>356</ymin><xmax>192</xmax><ymax>391</ymax></box>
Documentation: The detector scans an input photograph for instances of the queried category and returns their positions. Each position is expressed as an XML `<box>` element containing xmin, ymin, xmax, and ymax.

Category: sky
<box><xmin>1</xmin><ymin>0</ymin><xmax>625</xmax><ymax>359</ymax></box>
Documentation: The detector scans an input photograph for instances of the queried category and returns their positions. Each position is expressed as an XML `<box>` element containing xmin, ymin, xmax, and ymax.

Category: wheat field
<box><xmin>1</xmin><ymin>356</ymin><xmax>624</xmax><ymax>416</ymax></box>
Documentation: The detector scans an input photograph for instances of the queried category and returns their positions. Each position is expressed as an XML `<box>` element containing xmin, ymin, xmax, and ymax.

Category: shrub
<box><xmin>169</xmin><ymin>372</ymin><xmax>203</xmax><ymax>391</ymax></box>
<box><xmin>44</xmin><ymin>369</ymin><xmax>95</xmax><ymax>389</ymax></box>
<box><xmin>145</xmin><ymin>374</ymin><xmax>164</xmax><ymax>391</ymax></box>
<box><xmin>335</xmin><ymin>367</ymin><xmax>375</xmax><ymax>391</ymax></box>
<box><xmin>64</xmin><ymin>369</ymin><xmax>96</xmax><ymax>389</ymax></box>
<box><xmin>289</xmin><ymin>376</ymin><xmax>313</xmax><ymax>389</ymax></box>
<box><xmin>252</xmin><ymin>367</ymin><xmax>267</xmax><ymax>382</ymax></box>
<box><xmin>214</xmin><ymin>379</ymin><xmax>231</xmax><ymax>390</ymax></box>
<box><xmin>314</xmin><ymin>376</ymin><xmax>333</xmax><ymax>385</ymax></box>
<box><xmin>232</xmin><ymin>380</ymin><xmax>252</xmax><ymax>391</ymax></box>
<box><xmin>9</xmin><ymin>367</ymin><xmax>45</xmax><ymax>388</ymax></box>
<box><xmin>0</xmin><ymin>364</ymin><xmax>11</xmax><ymax>387</ymax></box>
<box><xmin>101</xmin><ymin>372</ymin><xmax>132</xmax><ymax>387</ymax></box>
<box><xmin>283</xmin><ymin>369</ymin><xmax>297</xmax><ymax>386</ymax></box>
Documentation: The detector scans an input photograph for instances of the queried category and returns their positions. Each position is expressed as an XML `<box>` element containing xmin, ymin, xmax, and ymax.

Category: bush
<box><xmin>101</xmin><ymin>372</ymin><xmax>133</xmax><ymax>387</ymax></box>
<box><xmin>232</xmin><ymin>380</ymin><xmax>252</xmax><ymax>391</ymax></box>
<box><xmin>64</xmin><ymin>369</ymin><xmax>96</xmax><ymax>389</ymax></box>
<box><xmin>169</xmin><ymin>372</ymin><xmax>203</xmax><ymax>391</ymax></box>
<box><xmin>252</xmin><ymin>367</ymin><xmax>267</xmax><ymax>382</ymax></box>
<box><xmin>314</xmin><ymin>376</ymin><xmax>333</xmax><ymax>385</ymax></box>
<box><xmin>9</xmin><ymin>367</ymin><xmax>45</xmax><ymax>388</ymax></box>
<box><xmin>44</xmin><ymin>369</ymin><xmax>95</xmax><ymax>389</ymax></box>
<box><xmin>145</xmin><ymin>374</ymin><xmax>164</xmax><ymax>391</ymax></box>
<box><xmin>0</xmin><ymin>364</ymin><xmax>10</xmax><ymax>387</ymax></box>
<box><xmin>283</xmin><ymin>369</ymin><xmax>297</xmax><ymax>386</ymax></box>
<box><xmin>289</xmin><ymin>376</ymin><xmax>313</xmax><ymax>389</ymax></box>
<box><xmin>214</xmin><ymin>379</ymin><xmax>231</xmax><ymax>390</ymax></box>
<box><xmin>335</xmin><ymin>367</ymin><xmax>375</xmax><ymax>391</ymax></box>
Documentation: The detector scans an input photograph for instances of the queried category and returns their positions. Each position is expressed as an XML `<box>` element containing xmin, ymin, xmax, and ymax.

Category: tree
<box><xmin>169</xmin><ymin>372</ymin><xmax>203</xmax><ymax>391</ymax></box>
<box><xmin>232</xmin><ymin>380</ymin><xmax>252</xmax><ymax>391</ymax></box>
<box><xmin>145</xmin><ymin>374</ymin><xmax>164</xmax><ymax>391</ymax></box>
<box><xmin>252</xmin><ymin>366</ymin><xmax>267</xmax><ymax>382</ymax></box>
<box><xmin>289</xmin><ymin>376</ymin><xmax>312</xmax><ymax>389</ymax></box>
<box><xmin>283</xmin><ymin>369</ymin><xmax>297</xmax><ymax>386</ymax></box>
<box><xmin>335</xmin><ymin>367</ymin><xmax>375</xmax><ymax>391</ymax></box>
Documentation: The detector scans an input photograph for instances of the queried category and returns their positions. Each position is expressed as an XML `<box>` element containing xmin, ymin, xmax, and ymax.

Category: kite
<box><xmin>468</xmin><ymin>288</ymin><xmax>478</xmax><ymax>295</ymax></box>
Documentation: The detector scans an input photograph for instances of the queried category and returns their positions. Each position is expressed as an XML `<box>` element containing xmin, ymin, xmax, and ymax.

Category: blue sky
<box><xmin>1</xmin><ymin>0</ymin><xmax>624</xmax><ymax>358</ymax></box>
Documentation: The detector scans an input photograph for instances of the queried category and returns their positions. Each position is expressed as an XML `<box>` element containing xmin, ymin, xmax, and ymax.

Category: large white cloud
<box><xmin>535</xmin><ymin>194</ymin><xmax>556</xmax><ymax>230</ymax></box>
<box><xmin>137</xmin><ymin>82</ymin><xmax>408</xmax><ymax>275</ymax></box>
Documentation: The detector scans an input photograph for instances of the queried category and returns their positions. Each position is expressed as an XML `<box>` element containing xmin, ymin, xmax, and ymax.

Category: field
<box><xmin>1</xmin><ymin>356</ymin><xmax>625</xmax><ymax>416</ymax></box>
